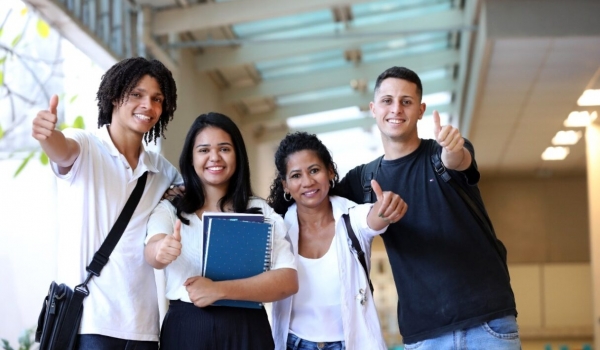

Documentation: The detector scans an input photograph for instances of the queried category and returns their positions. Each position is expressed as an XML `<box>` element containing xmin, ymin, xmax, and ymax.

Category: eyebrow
<box><xmin>379</xmin><ymin>94</ymin><xmax>414</xmax><ymax>99</ymax></box>
<box><xmin>288</xmin><ymin>163</ymin><xmax>320</xmax><ymax>174</ymax></box>
<box><xmin>132</xmin><ymin>87</ymin><xmax>164</xmax><ymax>97</ymax></box>
<box><xmin>195</xmin><ymin>142</ymin><xmax>233</xmax><ymax>148</ymax></box>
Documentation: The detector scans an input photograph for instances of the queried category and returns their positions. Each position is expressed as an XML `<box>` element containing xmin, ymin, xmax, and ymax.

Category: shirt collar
<box><xmin>96</xmin><ymin>125</ymin><xmax>160</xmax><ymax>174</ymax></box>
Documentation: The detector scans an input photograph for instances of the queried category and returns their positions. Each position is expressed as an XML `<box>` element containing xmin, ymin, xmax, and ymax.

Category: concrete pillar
<box><xmin>587</xmin><ymin>120</ymin><xmax>600</xmax><ymax>350</ymax></box>
<box><xmin>162</xmin><ymin>48</ymin><xmax>229</xmax><ymax>166</ymax></box>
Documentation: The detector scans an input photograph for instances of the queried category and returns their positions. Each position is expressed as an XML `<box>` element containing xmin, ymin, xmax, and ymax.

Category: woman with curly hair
<box><xmin>267</xmin><ymin>132</ymin><xmax>408</xmax><ymax>350</ymax></box>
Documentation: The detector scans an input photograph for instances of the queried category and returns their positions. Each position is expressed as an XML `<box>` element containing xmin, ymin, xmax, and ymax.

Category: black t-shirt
<box><xmin>338</xmin><ymin>139</ymin><xmax>516</xmax><ymax>344</ymax></box>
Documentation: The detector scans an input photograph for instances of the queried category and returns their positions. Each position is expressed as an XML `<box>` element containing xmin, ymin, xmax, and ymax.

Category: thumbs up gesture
<box><xmin>432</xmin><ymin>110</ymin><xmax>472</xmax><ymax>170</ymax></box>
<box><xmin>432</xmin><ymin>110</ymin><xmax>464</xmax><ymax>153</ymax></box>
<box><xmin>155</xmin><ymin>220</ymin><xmax>182</xmax><ymax>265</ymax></box>
<box><xmin>369</xmin><ymin>180</ymin><xmax>407</xmax><ymax>228</ymax></box>
<box><xmin>32</xmin><ymin>95</ymin><xmax>59</xmax><ymax>141</ymax></box>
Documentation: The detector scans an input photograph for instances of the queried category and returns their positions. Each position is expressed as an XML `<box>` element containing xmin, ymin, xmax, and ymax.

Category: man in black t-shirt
<box><xmin>337</xmin><ymin>66</ymin><xmax>521</xmax><ymax>349</ymax></box>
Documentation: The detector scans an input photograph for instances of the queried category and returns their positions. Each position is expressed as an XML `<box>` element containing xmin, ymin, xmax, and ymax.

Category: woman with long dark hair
<box><xmin>144</xmin><ymin>112</ymin><xmax>298</xmax><ymax>350</ymax></box>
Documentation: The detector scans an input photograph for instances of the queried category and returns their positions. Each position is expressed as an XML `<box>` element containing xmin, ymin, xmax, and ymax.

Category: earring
<box><xmin>330</xmin><ymin>179</ymin><xmax>335</xmax><ymax>189</ymax></box>
<box><xmin>283</xmin><ymin>192</ymin><xmax>292</xmax><ymax>202</ymax></box>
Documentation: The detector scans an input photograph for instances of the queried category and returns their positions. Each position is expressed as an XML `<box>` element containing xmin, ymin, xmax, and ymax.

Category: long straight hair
<box><xmin>175</xmin><ymin>112</ymin><xmax>258</xmax><ymax>224</ymax></box>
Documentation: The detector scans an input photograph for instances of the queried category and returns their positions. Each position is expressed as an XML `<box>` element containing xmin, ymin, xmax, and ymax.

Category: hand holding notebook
<box><xmin>200</xmin><ymin>212</ymin><xmax>273</xmax><ymax>308</ymax></box>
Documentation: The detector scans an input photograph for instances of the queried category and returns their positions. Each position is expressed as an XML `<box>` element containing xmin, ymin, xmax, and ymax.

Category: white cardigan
<box><xmin>271</xmin><ymin>196</ymin><xmax>388</xmax><ymax>350</ymax></box>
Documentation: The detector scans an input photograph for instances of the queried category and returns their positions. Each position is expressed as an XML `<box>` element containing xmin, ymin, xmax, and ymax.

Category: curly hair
<box><xmin>96</xmin><ymin>57</ymin><xmax>177</xmax><ymax>144</ymax></box>
<box><xmin>174</xmin><ymin>112</ymin><xmax>259</xmax><ymax>225</ymax></box>
<box><xmin>266</xmin><ymin>131</ymin><xmax>340</xmax><ymax>215</ymax></box>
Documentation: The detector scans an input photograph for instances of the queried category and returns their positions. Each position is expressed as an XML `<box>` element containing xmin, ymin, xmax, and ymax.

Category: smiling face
<box><xmin>370</xmin><ymin>77</ymin><xmax>426</xmax><ymax>143</ymax></box>
<box><xmin>192</xmin><ymin>126</ymin><xmax>237</xmax><ymax>192</ymax></box>
<box><xmin>282</xmin><ymin>150</ymin><xmax>333</xmax><ymax>211</ymax></box>
<box><xmin>110</xmin><ymin>74</ymin><xmax>164</xmax><ymax>137</ymax></box>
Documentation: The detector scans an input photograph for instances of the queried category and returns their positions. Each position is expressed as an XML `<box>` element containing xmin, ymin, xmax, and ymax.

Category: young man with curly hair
<box><xmin>32</xmin><ymin>57</ymin><xmax>180</xmax><ymax>350</ymax></box>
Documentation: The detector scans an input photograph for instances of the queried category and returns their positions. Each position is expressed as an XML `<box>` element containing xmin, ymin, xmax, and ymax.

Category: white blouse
<box><xmin>146</xmin><ymin>197</ymin><xmax>297</xmax><ymax>302</ymax></box>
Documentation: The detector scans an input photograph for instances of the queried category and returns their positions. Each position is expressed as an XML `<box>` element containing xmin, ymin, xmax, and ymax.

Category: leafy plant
<box><xmin>1</xmin><ymin>327</ymin><xmax>35</xmax><ymax>350</ymax></box>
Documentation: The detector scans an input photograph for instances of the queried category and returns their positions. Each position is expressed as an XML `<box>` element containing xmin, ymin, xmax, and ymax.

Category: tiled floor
<box><xmin>521</xmin><ymin>340</ymin><xmax>594</xmax><ymax>350</ymax></box>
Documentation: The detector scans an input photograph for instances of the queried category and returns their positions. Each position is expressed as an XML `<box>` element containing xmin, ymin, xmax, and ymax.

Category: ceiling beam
<box><xmin>453</xmin><ymin>0</ymin><xmax>479</xmax><ymax>136</ymax></box>
<box><xmin>153</xmin><ymin>0</ymin><xmax>373</xmax><ymax>36</ymax></box>
<box><xmin>195</xmin><ymin>9</ymin><xmax>465</xmax><ymax>71</ymax></box>
<box><xmin>294</xmin><ymin>117</ymin><xmax>376</xmax><ymax>135</ymax></box>
<box><xmin>222</xmin><ymin>49</ymin><xmax>459</xmax><ymax>104</ymax></box>
<box><xmin>244</xmin><ymin>79</ymin><xmax>456</xmax><ymax>124</ymax></box>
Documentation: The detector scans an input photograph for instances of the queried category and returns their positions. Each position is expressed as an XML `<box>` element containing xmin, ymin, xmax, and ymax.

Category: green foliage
<box><xmin>69</xmin><ymin>94</ymin><xmax>78</xmax><ymax>103</ymax></box>
<box><xmin>0</xmin><ymin>28</ymin><xmax>4</xmax><ymax>38</ymax></box>
<box><xmin>0</xmin><ymin>70</ymin><xmax>3</xmax><ymax>86</ymax></box>
<box><xmin>13</xmin><ymin>151</ymin><xmax>34</xmax><ymax>177</ymax></box>
<box><xmin>72</xmin><ymin>115</ymin><xmax>85</xmax><ymax>129</ymax></box>
<box><xmin>39</xmin><ymin>152</ymin><xmax>48</xmax><ymax>165</ymax></box>
<box><xmin>0</xmin><ymin>56</ymin><xmax>6</xmax><ymax>64</ymax></box>
<box><xmin>0</xmin><ymin>339</ymin><xmax>13</xmax><ymax>350</ymax></box>
<box><xmin>1</xmin><ymin>327</ymin><xmax>35</xmax><ymax>350</ymax></box>
<box><xmin>0</xmin><ymin>123</ymin><xmax>4</xmax><ymax>139</ymax></box>
<box><xmin>11</xmin><ymin>34</ymin><xmax>22</xmax><ymax>48</ymax></box>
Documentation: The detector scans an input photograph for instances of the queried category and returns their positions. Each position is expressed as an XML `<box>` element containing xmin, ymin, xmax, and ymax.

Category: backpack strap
<box><xmin>430</xmin><ymin>143</ymin><xmax>508</xmax><ymax>268</ymax></box>
<box><xmin>361</xmin><ymin>155</ymin><xmax>384</xmax><ymax>204</ymax></box>
<box><xmin>342</xmin><ymin>213</ymin><xmax>374</xmax><ymax>294</ymax></box>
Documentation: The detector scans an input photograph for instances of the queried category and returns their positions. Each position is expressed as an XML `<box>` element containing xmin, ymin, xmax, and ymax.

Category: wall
<box><xmin>161</xmin><ymin>48</ymin><xmax>242</xmax><ymax>168</ymax></box>
<box><xmin>0</xmin><ymin>161</ymin><xmax>59</xmax><ymax>344</ymax></box>
<box><xmin>480</xmin><ymin>175</ymin><xmax>590</xmax><ymax>263</ymax></box>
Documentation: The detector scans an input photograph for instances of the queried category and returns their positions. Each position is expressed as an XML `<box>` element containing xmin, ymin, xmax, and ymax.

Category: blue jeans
<box><xmin>77</xmin><ymin>334</ymin><xmax>158</xmax><ymax>350</ymax></box>
<box><xmin>287</xmin><ymin>333</ymin><xmax>345</xmax><ymax>350</ymax></box>
<box><xmin>404</xmin><ymin>315</ymin><xmax>521</xmax><ymax>350</ymax></box>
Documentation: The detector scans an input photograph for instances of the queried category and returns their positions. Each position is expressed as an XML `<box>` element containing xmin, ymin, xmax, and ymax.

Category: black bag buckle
<box><xmin>74</xmin><ymin>272</ymin><xmax>93</xmax><ymax>296</ymax></box>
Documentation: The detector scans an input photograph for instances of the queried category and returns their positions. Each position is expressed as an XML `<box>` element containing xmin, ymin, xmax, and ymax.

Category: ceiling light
<box><xmin>577</xmin><ymin>89</ymin><xmax>600</xmax><ymax>106</ymax></box>
<box><xmin>551</xmin><ymin>130</ymin><xmax>582</xmax><ymax>145</ymax></box>
<box><xmin>563</xmin><ymin>111</ymin><xmax>597</xmax><ymax>127</ymax></box>
<box><xmin>286</xmin><ymin>106</ymin><xmax>363</xmax><ymax>128</ymax></box>
<box><xmin>541</xmin><ymin>146</ymin><xmax>570</xmax><ymax>161</ymax></box>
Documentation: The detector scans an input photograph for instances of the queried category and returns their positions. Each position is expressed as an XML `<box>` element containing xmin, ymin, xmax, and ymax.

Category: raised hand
<box><xmin>433</xmin><ymin>110</ymin><xmax>464</xmax><ymax>153</ymax></box>
<box><xmin>371</xmin><ymin>179</ymin><xmax>407</xmax><ymax>225</ymax></box>
<box><xmin>155</xmin><ymin>220</ymin><xmax>182</xmax><ymax>265</ymax></box>
<box><xmin>32</xmin><ymin>95</ymin><xmax>59</xmax><ymax>141</ymax></box>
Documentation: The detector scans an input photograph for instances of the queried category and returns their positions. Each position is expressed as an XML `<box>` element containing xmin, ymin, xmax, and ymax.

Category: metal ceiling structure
<box><xmin>22</xmin><ymin>0</ymin><xmax>600</xmax><ymax>178</ymax></box>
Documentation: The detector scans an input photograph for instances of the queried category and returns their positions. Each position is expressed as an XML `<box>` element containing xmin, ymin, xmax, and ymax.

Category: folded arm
<box><xmin>184</xmin><ymin>268</ymin><xmax>298</xmax><ymax>308</ymax></box>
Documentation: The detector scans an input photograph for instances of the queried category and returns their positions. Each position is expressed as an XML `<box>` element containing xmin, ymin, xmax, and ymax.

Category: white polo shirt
<box><xmin>146</xmin><ymin>197</ymin><xmax>297</xmax><ymax>302</ymax></box>
<box><xmin>52</xmin><ymin>126</ymin><xmax>181</xmax><ymax>342</ymax></box>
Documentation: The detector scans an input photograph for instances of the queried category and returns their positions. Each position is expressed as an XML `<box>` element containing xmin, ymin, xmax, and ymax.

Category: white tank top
<box><xmin>289</xmin><ymin>241</ymin><xmax>344</xmax><ymax>342</ymax></box>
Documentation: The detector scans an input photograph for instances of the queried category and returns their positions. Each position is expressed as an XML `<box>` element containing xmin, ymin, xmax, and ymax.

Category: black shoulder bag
<box><xmin>35</xmin><ymin>172</ymin><xmax>148</xmax><ymax>350</ymax></box>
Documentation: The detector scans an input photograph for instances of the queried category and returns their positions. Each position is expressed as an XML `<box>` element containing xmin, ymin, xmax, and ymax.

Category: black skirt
<box><xmin>160</xmin><ymin>300</ymin><xmax>274</xmax><ymax>350</ymax></box>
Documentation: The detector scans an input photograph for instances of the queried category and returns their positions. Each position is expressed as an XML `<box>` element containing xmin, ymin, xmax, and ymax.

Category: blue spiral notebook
<box><xmin>201</xmin><ymin>212</ymin><xmax>264</xmax><ymax>258</ymax></box>
<box><xmin>202</xmin><ymin>216</ymin><xmax>273</xmax><ymax>309</ymax></box>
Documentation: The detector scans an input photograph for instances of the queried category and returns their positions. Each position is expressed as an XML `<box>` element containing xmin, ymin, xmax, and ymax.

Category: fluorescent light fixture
<box><xmin>551</xmin><ymin>130</ymin><xmax>582</xmax><ymax>145</ymax></box>
<box><xmin>286</xmin><ymin>106</ymin><xmax>364</xmax><ymax>128</ymax></box>
<box><xmin>577</xmin><ymin>89</ymin><xmax>600</xmax><ymax>106</ymax></box>
<box><xmin>563</xmin><ymin>111</ymin><xmax>597</xmax><ymax>127</ymax></box>
<box><xmin>541</xmin><ymin>146</ymin><xmax>570</xmax><ymax>161</ymax></box>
